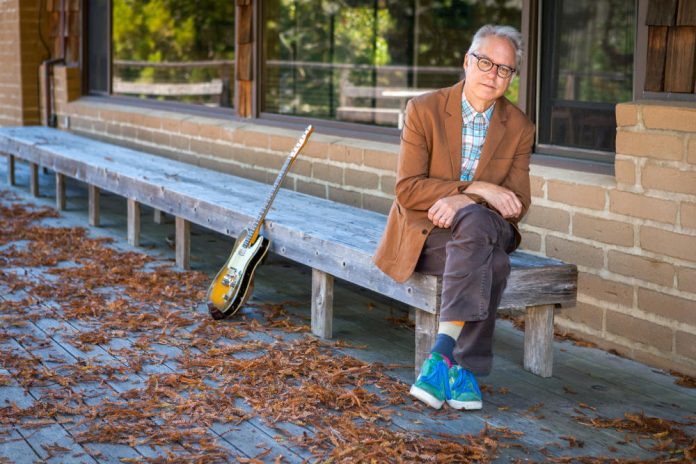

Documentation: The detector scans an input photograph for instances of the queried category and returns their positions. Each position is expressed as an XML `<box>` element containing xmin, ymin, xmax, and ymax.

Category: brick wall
<box><xmin>0</xmin><ymin>0</ymin><xmax>45</xmax><ymax>127</ymax></box>
<box><xmin>519</xmin><ymin>101</ymin><xmax>696</xmax><ymax>377</ymax></box>
<box><xmin>0</xmin><ymin>0</ymin><xmax>22</xmax><ymax>126</ymax></box>
<box><xmin>52</xmin><ymin>66</ymin><xmax>696</xmax><ymax>376</ymax></box>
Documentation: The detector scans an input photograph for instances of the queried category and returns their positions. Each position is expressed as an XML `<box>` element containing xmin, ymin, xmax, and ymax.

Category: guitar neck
<box><xmin>244</xmin><ymin>125</ymin><xmax>313</xmax><ymax>246</ymax></box>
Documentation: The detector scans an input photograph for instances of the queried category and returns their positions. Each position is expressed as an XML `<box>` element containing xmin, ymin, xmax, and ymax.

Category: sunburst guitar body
<box><xmin>206</xmin><ymin>125</ymin><xmax>314</xmax><ymax>319</ymax></box>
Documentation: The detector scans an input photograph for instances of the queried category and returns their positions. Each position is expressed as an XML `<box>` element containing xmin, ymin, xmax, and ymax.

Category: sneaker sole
<box><xmin>409</xmin><ymin>385</ymin><xmax>444</xmax><ymax>409</ymax></box>
<box><xmin>446</xmin><ymin>399</ymin><xmax>482</xmax><ymax>410</ymax></box>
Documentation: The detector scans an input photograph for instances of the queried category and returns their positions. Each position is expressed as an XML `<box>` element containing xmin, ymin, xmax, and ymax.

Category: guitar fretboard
<box><xmin>243</xmin><ymin>125</ymin><xmax>313</xmax><ymax>248</ymax></box>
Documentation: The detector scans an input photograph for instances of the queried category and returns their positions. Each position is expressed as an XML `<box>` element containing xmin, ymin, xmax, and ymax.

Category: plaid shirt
<box><xmin>460</xmin><ymin>95</ymin><xmax>495</xmax><ymax>181</ymax></box>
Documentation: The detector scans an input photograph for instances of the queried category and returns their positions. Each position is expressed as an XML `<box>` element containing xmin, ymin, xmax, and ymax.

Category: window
<box><xmin>261</xmin><ymin>0</ymin><xmax>522</xmax><ymax>128</ymax></box>
<box><xmin>538</xmin><ymin>0</ymin><xmax>635</xmax><ymax>160</ymax></box>
<box><xmin>110</xmin><ymin>0</ymin><xmax>235</xmax><ymax>108</ymax></box>
<box><xmin>86</xmin><ymin>0</ymin><xmax>110</xmax><ymax>95</ymax></box>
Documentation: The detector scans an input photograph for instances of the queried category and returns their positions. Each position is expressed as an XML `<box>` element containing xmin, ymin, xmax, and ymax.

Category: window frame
<box><xmin>84</xmin><ymin>0</ymin><xmax>656</xmax><ymax>169</ymax></box>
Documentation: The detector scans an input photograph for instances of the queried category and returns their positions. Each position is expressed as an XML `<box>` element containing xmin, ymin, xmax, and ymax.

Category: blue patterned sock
<box><xmin>430</xmin><ymin>333</ymin><xmax>456</xmax><ymax>364</ymax></box>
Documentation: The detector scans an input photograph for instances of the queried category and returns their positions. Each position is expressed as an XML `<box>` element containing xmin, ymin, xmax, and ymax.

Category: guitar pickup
<box><xmin>222</xmin><ymin>269</ymin><xmax>239</xmax><ymax>287</ymax></box>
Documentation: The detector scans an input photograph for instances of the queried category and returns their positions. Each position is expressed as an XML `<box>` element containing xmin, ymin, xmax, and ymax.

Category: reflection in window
<box><xmin>112</xmin><ymin>0</ymin><xmax>234</xmax><ymax>108</ymax></box>
<box><xmin>262</xmin><ymin>0</ymin><xmax>521</xmax><ymax>128</ymax></box>
<box><xmin>539</xmin><ymin>0</ymin><xmax>635</xmax><ymax>154</ymax></box>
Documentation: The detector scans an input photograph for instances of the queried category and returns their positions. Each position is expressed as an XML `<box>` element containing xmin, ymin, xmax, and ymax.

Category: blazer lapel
<box><xmin>474</xmin><ymin>97</ymin><xmax>508</xmax><ymax>179</ymax></box>
<box><xmin>444</xmin><ymin>81</ymin><xmax>464</xmax><ymax>179</ymax></box>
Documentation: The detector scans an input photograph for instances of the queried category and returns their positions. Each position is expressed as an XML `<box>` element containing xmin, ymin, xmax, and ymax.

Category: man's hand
<box><xmin>465</xmin><ymin>181</ymin><xmax>522</xmax><ymax>219</ymax></box>
<box><xmin>428</xmin><ymin>195</ymin><xmax>475</xmax><ymax>228</ymax></box>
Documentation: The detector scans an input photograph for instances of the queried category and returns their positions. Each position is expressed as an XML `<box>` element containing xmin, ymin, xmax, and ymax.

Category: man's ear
<box><xmin>463</xmin><ymin>53</ymin><xmax>469</xmax><ymax>72</ymax></box>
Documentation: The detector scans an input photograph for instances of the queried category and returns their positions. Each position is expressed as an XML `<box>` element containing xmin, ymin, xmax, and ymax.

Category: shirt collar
<box><xmin>461</xmin><ymin>92</ymin><xmax>495</xmax><ymax>125</ymax></box>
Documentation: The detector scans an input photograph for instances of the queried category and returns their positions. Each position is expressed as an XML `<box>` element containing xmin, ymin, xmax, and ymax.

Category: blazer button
<box><xmin>422</xmin><ymin>229</ymin><xmax>428</xmax><ymax>234</ymax></box>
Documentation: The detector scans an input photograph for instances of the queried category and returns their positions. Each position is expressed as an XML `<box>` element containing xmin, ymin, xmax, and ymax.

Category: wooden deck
<box><xmin>1</xmin><ymin>159</ymin><xmax>695</xmax><ymax>463</ymax></box>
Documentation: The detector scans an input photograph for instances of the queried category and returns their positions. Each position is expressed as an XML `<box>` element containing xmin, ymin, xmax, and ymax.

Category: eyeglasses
<box><xmin>470</xmin><ymin>53</ymin><xmax>516</xmax><ymax>79</ymax></box>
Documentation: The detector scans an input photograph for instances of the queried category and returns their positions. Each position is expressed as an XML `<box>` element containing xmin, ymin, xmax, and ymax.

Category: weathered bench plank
<box><xmin>0</xmin><ymin>126</ymin><xmax>577</xmax><ymax>378</ymax></box>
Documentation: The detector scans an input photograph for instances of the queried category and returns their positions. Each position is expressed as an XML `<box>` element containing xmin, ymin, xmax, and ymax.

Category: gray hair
<box><xmin>467</xmin><ymin>24</ymin><xmax>524</xmax><ymax>71</ymax></box>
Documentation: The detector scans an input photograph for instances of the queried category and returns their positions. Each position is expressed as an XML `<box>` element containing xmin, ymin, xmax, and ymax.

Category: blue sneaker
<box><xmin>447</xmin><ymin>365</ymin><xmax>483</xmax><ymax>410</ymax></box>
<box><xmin>409</xmin><ymin>352</ymin><xmax>450</xmax><ymax>409</ymax></box>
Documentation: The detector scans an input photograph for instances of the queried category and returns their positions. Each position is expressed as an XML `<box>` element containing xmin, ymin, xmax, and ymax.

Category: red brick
<box><xmin>380</xmin><ymin>175</ymin><xmax>396</xmax><ymax>195</ymax></box>
<box><xmin>606</xmin><ymin>312</ymin><xmax>672</xmax><ymax>352</ymax></box>
<box><xmin>677</xmin><ymin>267</ymin><xmax>696</xmax><ymax>293</ymax></box>
<box><xmin>609</xmin><ymin>190</ymin><xmax>678</xmax><ymax>224</ymax></box>
<box><xmin>616</xmin><ymin>131</ymin><xmax>683</xmax><ymax>161</ymax></box>
<box><xmin>344</xmin><ymin>168</ymin><xmax>378</xmax><ymax>189</ymax></box>
<box><xmin>573</xmin><ymin>213</ymin><xmax>634</xmax><ymax>247</ymax></box>
<box><xmin>641</xmin><ymin>226</ymin><xmax>696</xmax><ymax>262</ymax></box>
<box><xmin>518</xmin><ymin>230</ymin><xmax>542</xmax><ymax>252</ymax></box>
<box><xmin>642</xmin><ymin>164</ymin><xmax>696</xmax><ymax>195</ymax></box>
<box><xmin>558</xmin><ymin>301</ymin><xmax>604</xmax><ymax>331</ymax></box>
<box><xmin>547</xmin><ymin>180</ymin><xmax>606</xmax><ymax>210</ymax></box>
<box><xmin>638</xmin><ymin>287</ymin><xmax>696</xmax><ymax>325</ymax></box>
<box><xmin>522</xmin><ymin>205</ymin><xmax>570</xmax><ymax>232</ymax></box>
<box><xmin>363</xmin><ymin>149</ymin><xmax>397</xmax><ymax>171</ymax></box>
<box><xmin>689</xmin><ymin>137</ymin><xmax>696</xmax><ymax>165</ymax></box>
<box><xmin>294</xmin><ymin>178</ymin><xmax>327</xmax><ymax>198</ymax></box>
<box><xmin>681</xmin><ymin>202</ymin><xmax>696</xmax><ymax>229</ymax></box>
<box><xmin>675</xmin><ymin>331</ymin><xmax>696</xmax><ymax>359</ymax></box>
<box><xmin>608</xmin><ymin>250</ymin><xmax>675</xmax><ymax>287</ymax></box>
<box><xmin>312</xmin><ymin>163</ymin><xmax>344</xmax><ymax>184</ymax></box>
<box><xmin>328</xmin><ymin>186</ymin><xmax>360</xmax><ymax>208</ymax></box>
<box><xmin>546</xmin><ymin>236</ymin><xmax>604</xmax><ymax>269</ymax></box>
<box><xmin>643</xmin><ymin>104</ymin><xmax>696</xmax><ymax>133</ymax></box>
<box><xmin>530</xmin><ymin>175</ymin><xmax>544</xmax><ymax>198</ymax></box>
<box><xmin>615</xmin><ymin>103</ymin><xmax>639</xmax><ymax>127</ymax></box>
<box><xmin>578</xmin><ymin>272</ymin><xmax>634</xmax><ymax>307</ymax></box>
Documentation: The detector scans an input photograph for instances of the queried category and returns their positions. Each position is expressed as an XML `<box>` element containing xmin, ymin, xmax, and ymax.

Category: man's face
<box><xmin>463</xmin><ymin>36</ymin><xmax>517</xmax><ymax>106</ymax></box>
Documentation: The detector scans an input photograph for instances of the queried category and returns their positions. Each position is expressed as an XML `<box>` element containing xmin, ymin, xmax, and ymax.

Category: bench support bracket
<box><xmin>176</xmin><ymin>217</ymin><xmax>190</xmax><ymax>270</ymax></box>
<box><xmin>127</xmin><ymin>198</ymin><xmax>141</xmax><ymax>247</ymax></box>
<box><xmin>414</xmin><ymin>308</ymin><xmax>438</xmax><ymax>379</ymax></box>
<box><xmin>311</xmin><ymin>269</ymin><xmax>334</xmax><ymax>339</ymax></box>
<box><xmin>7</xmin><ymin>154</ymin><xmax>15</xmax><ymax>186</ymax></box>
<box><xmin>88</xmin><ymin>185</ymin><xmax>100</xmax><ymax>227</ymax></box>
<box><xmin>55</xmin><ymin>173</ymin><xmax>65</xmax><ymax>210</ymax></box>
<box><xmin>30</xmin><ymin>163</ymin><xmax>39</xmax><ymax>197</ymax></box>
<box><xmin>153</xmin><ymin>209</ymin><xmax>164</xmax><ymax>224</ymax></box>
<box><xmin>524</xmin><ymin>304</ymin><xmax>555</xmax><ymax>378</ymax></box>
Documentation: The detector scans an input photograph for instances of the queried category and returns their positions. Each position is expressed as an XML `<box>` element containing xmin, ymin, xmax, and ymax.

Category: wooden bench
<box><xmin>0</xmin><ymin>126</ymin><xmax>577</xmax><ymax>378</ymax></box>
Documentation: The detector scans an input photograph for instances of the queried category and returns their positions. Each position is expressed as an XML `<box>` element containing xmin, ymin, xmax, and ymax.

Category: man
<box><xmin>373</xmin><ymin>24</ymin><xmax>534</xmax><ymax>410</ymax></box>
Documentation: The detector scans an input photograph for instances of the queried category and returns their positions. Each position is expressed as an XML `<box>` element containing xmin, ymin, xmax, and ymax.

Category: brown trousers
<box><xmin>415</xmin><ymin>204</ymin><xmax>516</xmax><ymax>375</ymax></box>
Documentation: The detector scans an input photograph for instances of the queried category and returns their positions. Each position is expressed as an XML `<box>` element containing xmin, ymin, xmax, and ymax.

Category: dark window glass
<box><xmin>88</xmin><ymin>0</ymin><xmax>110</xmax><ymax>94</ymax></box>
<box><xmin>111</xmin><ymin>0</ymin><xmax>235</xmax><ymax>108</ymax></box>
<box><xmin>539</xmin><ymin>0</ymin><xmax>635</xmax><ymax>156</ymax></box>
<box><xmin>262</xmin><ymin>0</ymin><xmax>522</xmax><ymax>128</ymax></box>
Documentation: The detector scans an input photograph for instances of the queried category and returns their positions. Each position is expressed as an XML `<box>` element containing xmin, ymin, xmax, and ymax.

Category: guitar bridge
<box><xmin>221</xmin><ymin>269</ymin><xmax>239</xmax><ymax>287</ymax></box>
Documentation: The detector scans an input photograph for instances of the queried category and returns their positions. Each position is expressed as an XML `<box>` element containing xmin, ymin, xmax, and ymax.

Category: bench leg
<box><xmin>88</xmin><ymin>185</ymin><xmax>100</xmax><ymax>227</ymax></box>
<box><xmin>127</xmin><ymin>198</ymin><xmax>141</xmax><ymax>247</ymax></box>
<box><xmin>6</xmin><ymin>154</ymin><xmax>15</xmax><ymax>186</ymax></box>
<box><xmin>311</xmin><ymin>269</ymin><xmax>334</xmax><ymax>339</ymax></box>
<box><xmin>414</xmin><ymin>308</ymin><xmax>438</xmax><ymax>380</ymax></box>
<box><xmin>524</xmin><ymin>304</ymin><xmax>555</xmax><ymax>378</ymax></box>
<box><xmin>153</xmin><ymin>209</ymin><xmax>164</xmax><ymax>224</ymax></box>
<box><xmin>55</xmin><ymin>173</ymin><xmax>66</xmax><ymax>211</ymax></box>
<box><xmin>175</xmin><ymin>216</ymin><xmax>190</xmax><ymax>270</ymax></box>
<box><xmin>30</xmin><ymin>163</ymin><xmax>39</xmax><ymax>197</ymax></box>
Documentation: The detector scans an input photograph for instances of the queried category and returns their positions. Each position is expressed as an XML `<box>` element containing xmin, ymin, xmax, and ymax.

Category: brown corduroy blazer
<box><xmin>372</xmin><ymin>80</ymin><xmax>535</xmax><ymax>283</ymax></box>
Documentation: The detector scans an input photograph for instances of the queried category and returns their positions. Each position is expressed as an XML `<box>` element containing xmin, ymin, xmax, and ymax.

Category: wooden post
<box><xmin>88</xmin><ymin>185</ymin><xmax>100</xmax><ymax>227</ymax></box>
<box><xmin>175</xmin><ymin>216</ymin><xmax>190</xmax><ymax>270</ymax></box>
<box><xmin>7</xmin><ymin>154</ymin><xmax>15</xmax><ymax>186</ymax></box>
<box><xmin>524</xmin><ymin>304</ymin><xmax>555</xmax><ymax>378</ymax></box>
<box><xmin>55</xmin><ymin>173</ymin><xmax>66</xmax><ymax>210</ymax></box>
<box><xmin>127</xmin><ymin>198</ymin><xmax>141</xmax><ymax>247</ymax></box>
<box><xmin>153</xmin><ymin>209</ymin><xmax>164</xmax><ymax>224</ymax></box>
<box><xmin>30</xmin><ymin>163</ymin><xmax>39</xmax><ymax>197</ymax></box>
<box><xmin>414</xmin><ymin>308</ymin><xmax>438</xmax><ymax>380</ymax></box>
<box><xmin>311</xmin><ymin>269</ymin><xmax>334</xmax><ymax>339</ymax></box>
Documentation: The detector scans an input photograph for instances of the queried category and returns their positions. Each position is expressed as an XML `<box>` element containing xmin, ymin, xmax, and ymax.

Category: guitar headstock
<box><xmin>289</xmin><ymin>125</ymin><xmax>314</xmax><ymax>159</ymax></box>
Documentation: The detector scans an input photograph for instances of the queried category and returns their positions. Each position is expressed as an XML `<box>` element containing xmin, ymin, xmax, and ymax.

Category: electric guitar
<box><xmin>206</xmin><ymin>125</ymin><xmax>314</xmax><ymax>320</ymax></box>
